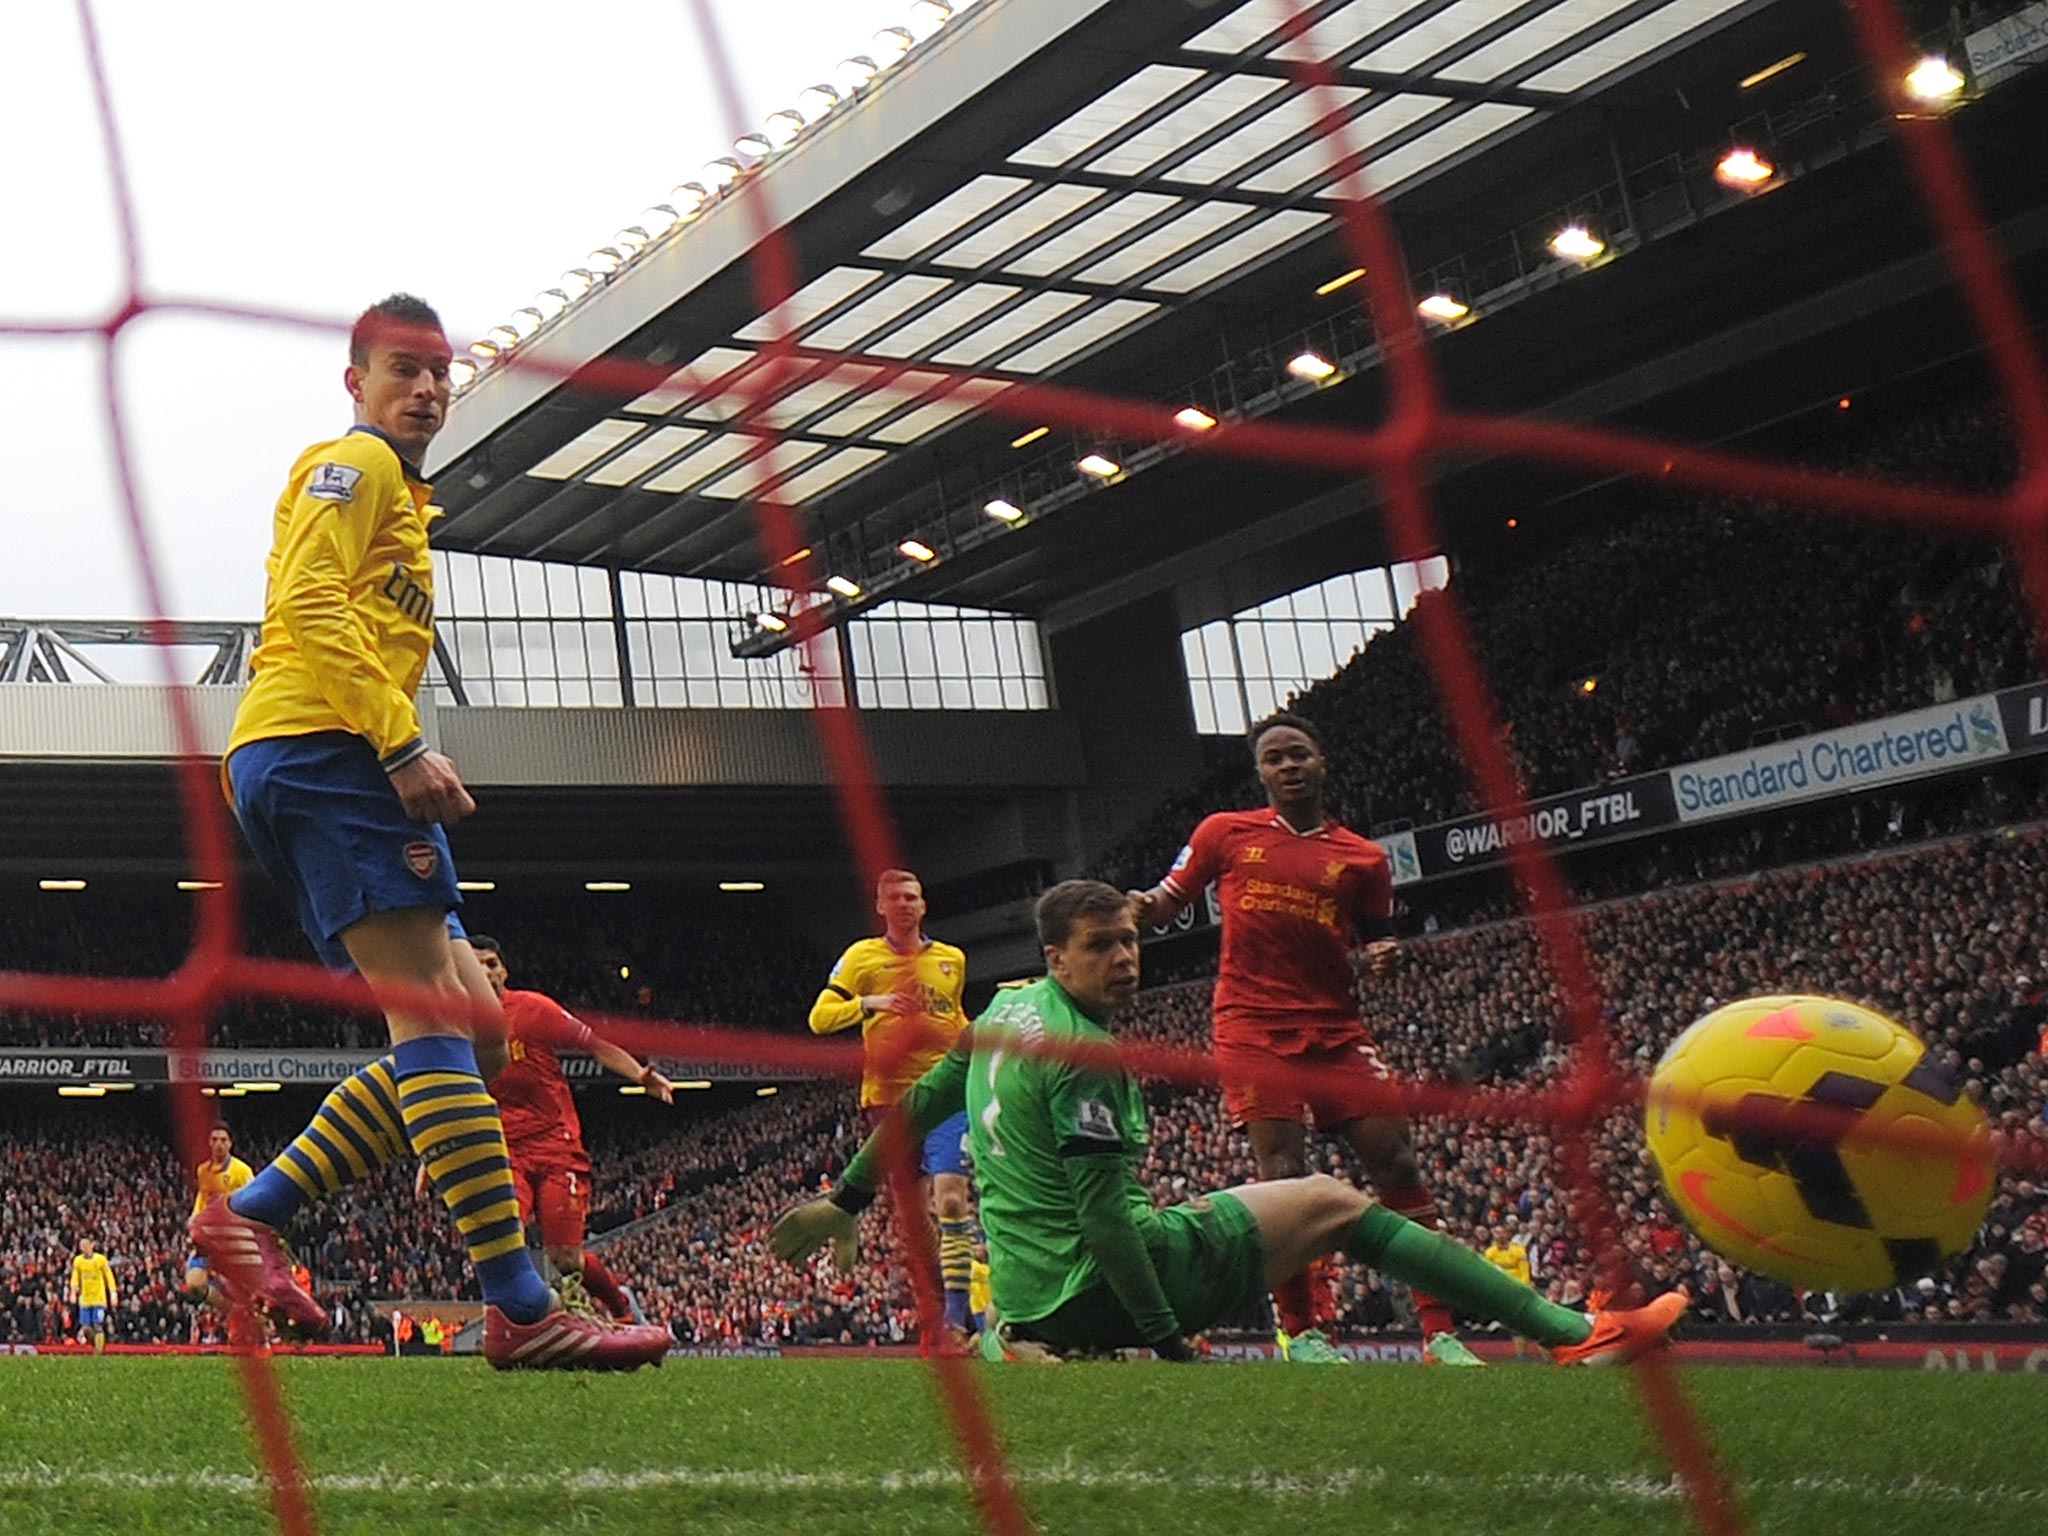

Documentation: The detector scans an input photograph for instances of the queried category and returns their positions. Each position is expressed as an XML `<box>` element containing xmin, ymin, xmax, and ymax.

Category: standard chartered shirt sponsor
<box><xmin>1674</xmin><ymin>697</ymin><xmax>2007</xmax><ymax>821</ymax></box>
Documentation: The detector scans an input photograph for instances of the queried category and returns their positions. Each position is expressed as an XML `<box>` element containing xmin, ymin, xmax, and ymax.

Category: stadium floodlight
<box><xmin>1740</xmin><ymin>51</ymin><xmax>1806</xmax><ymax>90</ymax></box>
<box><xmin>755</xmin><ymin>611</ymin><xmax>789</xmax><ymax>633</ymax></box>
<box><xmin>1077</xmin><ymin>452</ymin><xmax>1121</xmax><ymax>478</ymax></box>
<box><xmin>485</xmin><ymin>325</ymin><xmax>520</xmax><ymax>350</ymax></box>
<box><xmin>1549</xmin><ymin>225</ymin><xmax>1605</xmax><ymax>261</ymax></box>
<box><xmin>899</xmin><ymin>538</ymin><xmax>937</xmax><ymax>562</ymax></box>
<box><xmin>613</xmin><ymin>226</ymin><xmax>653</xmax><ymax>255</ymax></box>
<box><xmin>468</xmin><ymin>340</ymin><xmax>500</xmax><ymax>362</ymax></box>
<box><xmin>559</xmin><ymin>268</ymin><xmax>598</xmax><ymax>299</ymax></box>
<box><xmin>873</xmin><ymin>26</ymin><xmax>915</xmax><ymax>61</ymax></box>
<box><xmin>38</xmin><ymin>879</ymin><xmax>86</xmax><ymax>892</ymax></box>
<box><xmin>586</xmin><ymin>248</ymin><xmax>625</xmax><ymax>276</ymax></box>
<box><xmin>835</xmin><ymin>55</ymin><xmax>881</xmax><ymax>93</ymax></box>
<box><xmin>764</xmin><ymin>110</ymin><xmax>806</xmax><ymax>148</ymax></box>
<box><xmin>907</xmin><ymin>1</ymin><xmax>953</xmax><ymax>38</ymax></box>
<box><xmin>177</xmin><ymin>880</ymin><xmax>223</xmax><ymax>891</ymax></box>
<box><xmin>585</xmin><ymin>880</ymin><xmax>632</xmax><ymax>892</ymax></box>
<box><xmin>1715</xmin><ymin>148</ymin><xmax>1775</xmax><ymax>189</ymax></box>
<box><xmin>638</xmin><ymin>205</ymin><xmax>681</xmax><ymax>238</ymax></box>
<box><xmin>1905</xmin><ymin>56</ymin><xmax>1965</xmax><ymax>102</ymax></box>
<box><xmin>618</xmin><ymin>1085</ymin><xmax>647</xmax><ymax>1096</ymax></box>
<box><xmin>826</xmin><ymin>574</ymin><xmax>863</xmax><ymax>598</ymax></box>
<box><xmin>216</xmin><ymin>1087</ymin><xmax>247</xmax><ymax>1097</ymax></box>
<box><xmin>678</xmin><ymin>1080</ymin><xmax>714</xmax><ymax>1090</ymax></box>
<box><xmin>508</xmin><ymin>308</ymin><xmax>545</xmax><ymax>339</ymax></box>
<box><xmin>734</xmin><ymin>131</ymin><xmax>774</xmax><ymax>159</ymax></box>
<box><xmin>456</xmin><ymin>880</ymin><xmax>497</xmax><ymax>892</ymax></box>
<box><xmin>532</xmin><ymin>288</ymin><xmax>571</xmax><ymax>321</ymax></box>
<box><xmin>1316</xmin><ymin>267</ymin><xmax>1366</xmax><ymax>296</ymax></box>
<box><xmin>1010</xmin><ymin>425</ymin><xmax>1049</xmax><ymax>449</ymax></box>
<box><xmin>235</xmin><ymin>1082</ymin><xmax>283</xmax><ymax>1092</ymax></box>
<box><xmin>796</xmin><ymin>84</ymin><xmax>841</xmax><ymax>121</ymax></box>
<box><xmin>1418</xmin><ymin>293</ymin><xmax>1471</xmax><ymax>321</ymax></box>
<box><xmin>670</xmin><ymin>182</ymin><xmax>711</xmax><ymax>217</ymax></box>
<box><xmin>448</xmin><ymin>359</ymin><xmax>478</xmax><ymax>390</ymax></box>
<box><xmin>1287</xmin><ymin>351</ymin><xmax>1337</xmax><ymax>381</ymax></box>
<box><xmin>756</xmin><ymin>1085</ymin><xmax>780</xmax><ymax>1097</ymax></box>
<box><xmin>984</xmin><ymin>498</ymin><xmax>1024</xmax><ymax>522</ymax></box>
<box><xmin>720</xmin><ymin>881</ymin><xmax>767</xmax><ymax>892</ymax></box>
<box><xmin>701</xmin><ymin>157</ymin><xmax>744</xmax><ymax>190</ymax></box>
<box><xmin>57</xmin><ymin>1085</ymin><xmax>107</xmax><ymax>1098</ymax></box>
<box><xmin>1175</xmin><ymin>406</ymin><xmax>1218</xmax><ymax>430</ymax></box>
<box><xmin>780</xmin><ymin>545</ymin><xmax>813</xmax><ymax>566</ymax></box>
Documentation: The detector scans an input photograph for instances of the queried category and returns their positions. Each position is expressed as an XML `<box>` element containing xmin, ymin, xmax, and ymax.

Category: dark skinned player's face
<box><xmin>1255</xmin><ymin>725</ymin><xmax>1326</xmax><ymax>810</ymax></box>
<box><xmin>1046</xmin><ymin>908</ymin><xmax>1141</xmax><ymax>1015</ymax></box>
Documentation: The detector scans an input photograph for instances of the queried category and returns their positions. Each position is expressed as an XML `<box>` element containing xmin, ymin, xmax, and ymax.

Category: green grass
<box><xmin>0</xmin><ymin>1357</ymin><xmax>2038</xmax><ymax>1535</ymax></box>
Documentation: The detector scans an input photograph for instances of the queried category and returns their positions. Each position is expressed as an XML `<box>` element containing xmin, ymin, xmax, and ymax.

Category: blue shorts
<box><xmin>228</xmin><ymin>732</ymin><xmax>464</xmax><ymax>970</ymax></box>
<box><xmin>78</xmin><ymin>1306</ymin><xmax>106</xmax><ymax>1329</ymax></box>
<box><xmin>924</xmin><ymin>1110</ymin><xmax>972</xmax><ymax>1179</ymax></box>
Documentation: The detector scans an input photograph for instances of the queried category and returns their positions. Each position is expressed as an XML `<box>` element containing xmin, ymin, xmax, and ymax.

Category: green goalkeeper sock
<box><xmin>1345</xmin><ymin>1205</ymin><xmax>1592</xmax><ymax>1349</ymax></box>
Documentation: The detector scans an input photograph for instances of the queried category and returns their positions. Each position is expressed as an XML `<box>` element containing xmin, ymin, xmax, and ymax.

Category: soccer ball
<box><xmin>1644</xmin><ymin>994</ymin><xmax>1994</xmax><ymax>1293</ymax></box>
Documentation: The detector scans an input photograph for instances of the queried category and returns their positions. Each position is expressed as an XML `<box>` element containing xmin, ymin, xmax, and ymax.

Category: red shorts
<box><xmin>1214</xmin><ymin>1031</ymin><xmax>1394</xmax><ymax>1129</ymax></box>
<box><xmin>510</xmin><ymin>1160</ymin><xmax>590</xmax><ymax>1251</ymax></box>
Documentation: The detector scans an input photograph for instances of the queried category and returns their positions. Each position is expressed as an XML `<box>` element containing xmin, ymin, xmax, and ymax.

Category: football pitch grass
<box><xmin>0</xmin><ymin>1357</ymin><xmax>2039</xmax><ymax>1535</ymax></box>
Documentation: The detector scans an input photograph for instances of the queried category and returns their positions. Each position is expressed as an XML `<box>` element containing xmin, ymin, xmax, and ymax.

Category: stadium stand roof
<box><xmin>427</xmin><ymin>0</ymin><xmax>1873</xmax><ymax>636</ymax></box>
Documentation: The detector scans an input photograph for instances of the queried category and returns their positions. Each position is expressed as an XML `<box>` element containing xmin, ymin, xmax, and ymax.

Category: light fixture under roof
<box><xmin>873</xmin><ymin>26</ymin><xmax>914</xmax><ymax>60</ymax></box>
<box><xmin>531</xmin><ymin>288</ymin><xmax>570</xmax><ymax>321</ymax></box>
<box><xmin>1548</xmin><ymin>225</ymin><xmax>1605</xmax><ymax>261</ymax></box>
<box><xmin>899</xmin><ymin>538</ymin><xmax>937</xmax><ymax>562</ymax></box>
<box><xmin>1716</xmin><ymin>148</ymin><xmax>1775</xmax><ymax>189</ymax></box>
<box><xmin>586</xmin><ymin>248</ymin><xmax>625</xmax><ymax>276</ymax></box>
<box><xmin>1077</xmin><ymin>453</ymin><xmax>1120</xmax><ymax>478</ymax></box>
<box><xmin>720</xmin><ymin>880</ymin><xmax>767</xmax><ymax>892</ymax></box>
<box><xmin>678</xmin><ymin>1080</ymin><xmax>714</xmax><ymax>1090</ymax></box>
<box><xmin>1174</xmin><ymin>406</ymin><xmax>1218</xmax><ymax>430</ymax></box>
<box><xmin>835</xmin><ymin>55</ymin><xmax>880</xmax><ymax>92</ymax></box>
<box><xmin>1418</xmin><ymin>293</ymin><xmax>1471</xmax><ymax>322</ymax></box>
<box><xmin>780</xmin><ymin>546</ymin><xmax>813</xmax><ymax>567</ymax></box>
<box><xmin>1904</xmin><ymin>56</ymin><xmax>1965</xmax><ymax>102</ymax></box>
<box><xmin>984</xmin><ymin>498</ymin><xmax>1024</xmax><ymax>523</ymax></box>
<box><xmin>764</xmin><ymin>109</ymin><xmax>805</xmax><ymax>148</ymax></box>
<box><xmin>39</xmin><ymin>879</ymin><xmax>86</xmax><ymax>892</ymax></box>
<box><xmin>734</xmin><ymin>130</ymin><xmax>774</xmax><ymax>159</ymax></box>
<box><xmin>670</xmin><ymin>182</ymin><xmax>710</xmax><ymax>216</ymax></box>
<box><xmin>755</xmin><ymin>611</ymin><xmax>789</xmax><ymax>633</ymax></box>
<box><xmin>1287</xmin><ymin>351</ymin><xmax>1336</xmax><ymax>381</ymax></box>
<box><xmin>58</xmin><ymin>1085</ymin><xmax>106</xmax><ymax>1098</ymax></box>
<box><xmin>756</xmin><ymin>1085</ymin><xmax>780</xmax><ymax>1097</ymax></box>
<box><xmin>613</xmin><ymin>226</ymin><xmax>652</xmax><ymax>254</ymax></box>
<box><xmin>234</xmin><ymin>1081</ymin><xmax>282</xmax><ymax>1093</ymax></box>
<box><xmin>1010</xmin><ymin>425</ymin><xmax>1049</xmax><ymax>449</ymax></box>
<box><xmin>701</xmin><ymin>157</ymin><xmax>743</xmax><ymax>190</ymax></box>
<box><xmin>485</xmin><ymin>325</ymin><xmax>519</xmax><ymax>350</ymax></box>
<box><xmin>559</xmin><ymin>269</ymin><xmax>597</xmax><ymax>300</ymax></box>
<box><xmin>585</xmin><ymin>880</ymin><xmax>632</xmax><ymax>893</ymax></box>
<box><xmin>456</xmin><ymin>880</ymin><xmax>497</xmax><ymax>892</ymax></box>
<box><xmin>1316</xmin><ymin>267</ymin><xmax>1367</xmax><ymax>296</ymax></box>
<box><xmin>826</xmin><ymin>575</ymin><xmax>863</xmax><ymax>598</ymax></box>
<box><xmin>796</xmin><ymin>84</ymin><xmax>841</xmax><ymax>121</ymax></box>
<box><xmin>449</xmin><ymin>359</ymin><xmax>477</xmax><ymax>389</ymax></box>
<box><xmin>1740</xmin><ymin>51</ymin><xmax>1807</xmax><ymax>90</ymax></box>
<box><xmin>177</xmin><ymin>879</ymin><xmax>223</xmax><ymax>892</ymax></box>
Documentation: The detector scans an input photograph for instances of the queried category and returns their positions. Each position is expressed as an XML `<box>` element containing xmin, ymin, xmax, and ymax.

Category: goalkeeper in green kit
<box><xmin>774</xmin><ymin>880</ymin><xmax>1685</xmax><ymax>1363</ymax></box>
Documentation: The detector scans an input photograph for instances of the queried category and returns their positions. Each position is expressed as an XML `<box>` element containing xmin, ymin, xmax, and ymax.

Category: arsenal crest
<box><xmin>403</xmin><ymin>840</ymin><xmax>439</xmax><ymax>879</ymax></box>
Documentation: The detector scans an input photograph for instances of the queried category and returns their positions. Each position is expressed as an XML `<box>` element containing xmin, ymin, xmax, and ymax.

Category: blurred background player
<box><xmin>183</xmin><ymin>1123</ymin><xmax>258</xmax><ymax>1345</ymax></box>
<box><xmin>194</xmin><ymin>293</ymin><xmax>668</xmax><ymax>1371</ymax></box>
<box><xmin>1483</xmin><ymin>1222</ymin><xmax>1534</xmax><ymax>1359</ymax></box>
<box><xmin>774</xmin><ymin>881</ymin><xmax>1686</xmax><ymax>1370</ymax></box>
<box><xmin>809</xmin><ymin>869</ymin><xmax>978</xmax><ymax>1339</ymax></box>
<box><xmin>466</xmin><ymin>933</ymin><xmax>673</xmax><ymax>1325</ymax></box>
<box><xmin>1129</xmin><ymin>712</ymin><xmax>1482</xmax><ymax>1366</ymax></box>
<box><xmin>68</xmin><ymin>1236</ymin><xmax>118</xmax><ymax>1354</ymax></box>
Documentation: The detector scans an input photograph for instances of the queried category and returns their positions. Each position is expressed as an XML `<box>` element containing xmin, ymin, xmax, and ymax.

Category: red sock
<box><xmin>1272</xmin><ymin>1269</ymin><xmax>1319</xmax><ymax>1336</ymax></box>
<box><xmin>582</xmin><ymin>1253</ymin><xmax>633</xmax><ymax>1321</ymax></box>
<box><xmin>1382</xmin><ymin>1186</ymin><xmax>1456</xmax><ymax>1339</ymax></box>
<box><xmin>1309</xmin><ymin>1257</ymin><xmax>1339</xmax><ymax>1328</ymax></box>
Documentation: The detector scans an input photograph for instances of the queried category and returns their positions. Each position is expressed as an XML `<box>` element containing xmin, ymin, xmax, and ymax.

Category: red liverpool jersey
<box><xmin>1160</xmin><ymin>809</ymin><xmax>1392</xmax><ymax>1044</ymax></box>
<box><xmin>492</xmin><ymin>988</ymin><xmax>595</xmax><ymax>1169</ymax></box>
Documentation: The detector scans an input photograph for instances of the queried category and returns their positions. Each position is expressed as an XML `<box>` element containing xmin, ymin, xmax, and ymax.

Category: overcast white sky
<box><xmin>0</xmin><ymin>0</ymin><xmax>918</xmax><ymax>623</ymax></box>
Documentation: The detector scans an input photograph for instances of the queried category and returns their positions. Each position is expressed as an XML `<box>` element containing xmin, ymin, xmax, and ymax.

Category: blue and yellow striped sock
<box><xmin>940</xmin><ymin>1217</ymin><xmax>974</xmax><ymax>1331</ymax></box>
<box><xmin>393</xmin><ymin>1034</ymin><xmax>551</xmax><ymax>1324</ymax></box>
<box><xmin>228</xmin><ymin>1054</ymin><xmax>408</xmax><ymax>1228</ymax></box>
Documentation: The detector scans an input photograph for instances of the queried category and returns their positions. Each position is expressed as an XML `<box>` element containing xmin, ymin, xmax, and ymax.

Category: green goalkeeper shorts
<box><xmin>1014</xmin><ymin>1191</ymin><xmax>1265</xmax><ymax>1353</ymax></box>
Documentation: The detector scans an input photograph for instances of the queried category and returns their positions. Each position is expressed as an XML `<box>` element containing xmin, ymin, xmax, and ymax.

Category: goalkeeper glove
<box><xmin>771</xmin><ymin>1197</ymin><xmax>860</xmax><ymax>1271</ymax></box>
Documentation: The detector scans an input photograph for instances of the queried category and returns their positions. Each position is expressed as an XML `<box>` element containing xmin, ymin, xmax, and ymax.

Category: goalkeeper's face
<box><xmin>1047</xmin><ymin>911</ymin><xmax>1142</xmax><ymax>1015</ymax></box>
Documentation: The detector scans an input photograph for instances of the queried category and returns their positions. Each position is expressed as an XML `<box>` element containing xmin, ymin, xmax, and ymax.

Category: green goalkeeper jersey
<box><xmin>963</xmin><ymin>977</ymin><xmax>1156</xmax><ymax>1326</ymax></box>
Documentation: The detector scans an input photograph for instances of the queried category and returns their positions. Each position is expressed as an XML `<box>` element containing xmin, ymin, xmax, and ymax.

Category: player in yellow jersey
<box><xmin>1482</xmin><ymin>1222</ymin><xmax>1533</xmax><ymax>1358</ymax></box>
<box><xmin>67</xmin><ymin>1237</ymin><xmax>118</xmax><ymax>1354</ymax></box>
<box><xmin>193</xmin><ymin>294</ymin><xmax>667</xmax><ymax>1373</ymax></box>
<box><xmin>810</xmin><ymin>868</ymin><xmax>978</xmax><ymax>1336</ymax></box>
<box><xmin>184</xmin><ymin>1123</ymin><xmax>254</xmax><ymax>1301</ymax></box>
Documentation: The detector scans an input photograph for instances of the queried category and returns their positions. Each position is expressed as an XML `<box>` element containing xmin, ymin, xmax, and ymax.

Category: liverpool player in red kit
<box><xmin>1130</xmin><ymin>712</ymin><xmax>1483</xmax><ymax>1366</ymax></box>
<box><xmin>467</xmin><ymin>935</ymin><xmax>673</xmax><ymax>1324</ymax></box>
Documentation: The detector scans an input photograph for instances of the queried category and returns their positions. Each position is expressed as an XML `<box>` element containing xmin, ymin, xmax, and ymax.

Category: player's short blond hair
<box><xmin>876</xmin><ymin>868</ymin><xmax>921</xmax><ymax>893</ymax></box>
